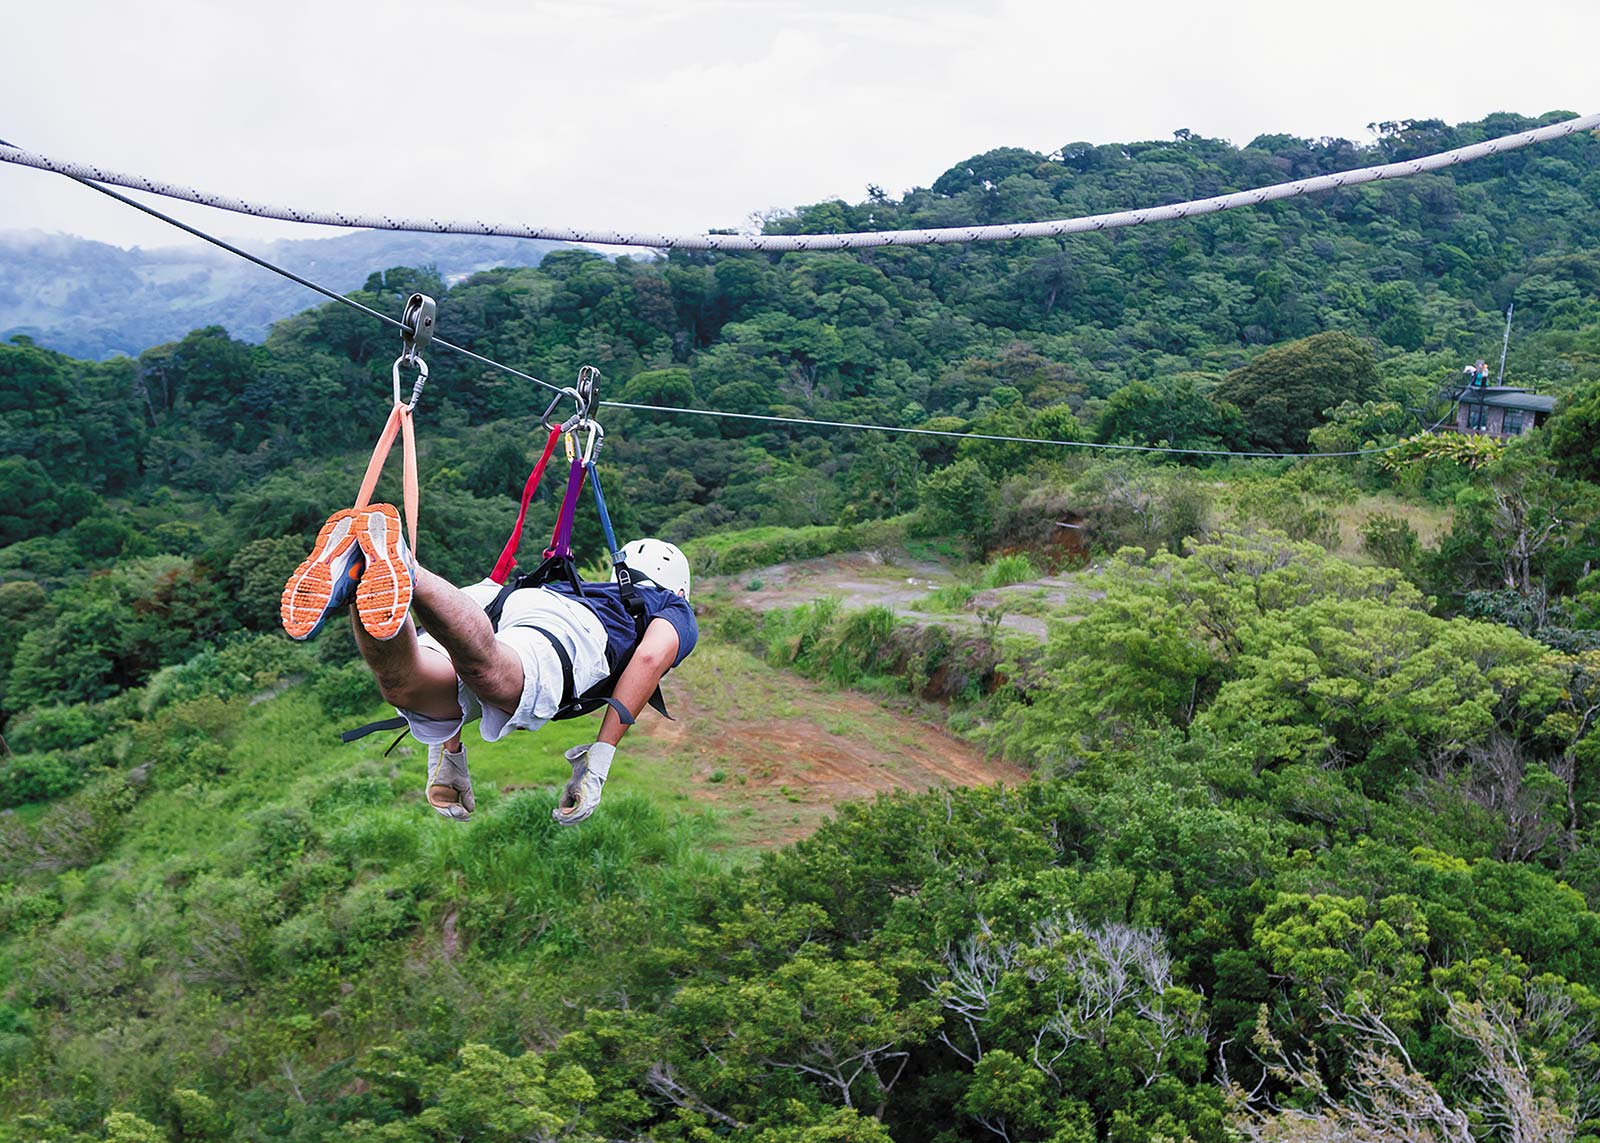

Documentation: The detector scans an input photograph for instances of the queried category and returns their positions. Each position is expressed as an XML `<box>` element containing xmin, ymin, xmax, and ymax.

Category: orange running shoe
<box><xmin>354</xmin><ymin>503</ymin><xmax>415</xmax><ymax>641</ymax></box>
<box><xmin>280</xmin><ymin>508</ymin><xmax>366</xmax><ymax>641</ymax></box>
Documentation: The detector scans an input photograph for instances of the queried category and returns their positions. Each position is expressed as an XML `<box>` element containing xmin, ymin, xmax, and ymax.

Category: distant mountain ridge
<box><xmin>0</xmin><ymin>228</ymin><xmax>573</xmax><ymax>359</ymax></box>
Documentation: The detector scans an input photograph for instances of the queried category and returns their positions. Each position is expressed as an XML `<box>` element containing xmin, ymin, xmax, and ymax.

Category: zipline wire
<box><xmin>595</xmin><ymin>400</ymin><xmax>1459</xmax><ymax>459</ymax></box>
<box><xmin>17</xmin><ymin>141</ymin><xmax>1462</xmax><ymax>460</ymax></box>
<box><xmin>0</xmin><ymin>137</ymin><xmax>567</xmax><ymax>397</ymax></box>
<box><xmin>3</xmin><ymin>112</ymin><xmax>1597</xmax><ymax>251</ymax></box>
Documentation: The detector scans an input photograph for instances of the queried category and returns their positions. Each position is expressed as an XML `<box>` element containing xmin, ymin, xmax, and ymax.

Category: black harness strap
<box><xmin>527</xmin><ymin>624</ymin><xmax>580</xmax><ymax>717</ymax></box>
<box><xmin>339</xmin><ymin>717</ymin><xmax>409</xmax><ymax>742</ymax></box>
<box><xmin>341</xmin><ymin>715</ymin><xmax>408</xmax><ymax>743</ymax></box>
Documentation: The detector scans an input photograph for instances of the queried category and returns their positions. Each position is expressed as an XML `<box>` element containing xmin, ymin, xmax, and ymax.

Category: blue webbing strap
<box><xmin>584</xmin><ymin>458</ymin><xmax>651</xmax><ymax>643</ymax></box>
<box><xmin>585</xmin><ymin>459</ymin><xmax>622</xmax><ymax>560</ymax></box>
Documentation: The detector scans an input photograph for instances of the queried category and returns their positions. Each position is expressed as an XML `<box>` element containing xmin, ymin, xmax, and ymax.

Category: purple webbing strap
<box><xmin>546</xmin><ymin>455</ymin><xmax>586</xmax><ymax>559</ymax></box>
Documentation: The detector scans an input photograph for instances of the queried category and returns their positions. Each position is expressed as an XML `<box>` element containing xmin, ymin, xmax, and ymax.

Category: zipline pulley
<box><xmin>392</xmin><ymin>292</ymin><xmax>435</xmax><ymax>411</ymax></box>
<box><xmin>399</xmin><ymin>292</ymin><xmax>435</xmax><ymax>366</ymax></box>
<box><xmin>575</xmin><ymin>365</ymin><xmax>599</xmax><ymax>418</ymax></box>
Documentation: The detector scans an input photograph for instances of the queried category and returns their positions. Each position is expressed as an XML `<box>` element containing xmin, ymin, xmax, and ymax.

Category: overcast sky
<box><xmin>3</xmin><ymin>0</ymin><xmax>1598</xmax><ymax>252</ymax></box>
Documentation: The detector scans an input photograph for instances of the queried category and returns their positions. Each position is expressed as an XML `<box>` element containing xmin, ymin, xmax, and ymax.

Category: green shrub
<box><xmin>763</xmin><ymin>596</ymin><xmax>841</xmax><ymax>668</ymax></box>
<box><xmin>0</xmin><ymin>883</ymin><xmax>63</xmax><ymax>936</ymax></box>
<box><xmin>818</xmin><ymin>606</ymin><xmax>901</xmax><ymax>687</ymax></box>
<box><xmin>684</xmin><ymin>518</ymin><xmax>907</xmax><ymax>577</ymax></box>
<box><xmin>980</xmin><ymin>553</ymin><xmax>1038</xmax><ymax>588</ymax></box>
<box><xmin>0</xmin><ymin>750</ymin><xmax>86</xmax><ymax>807</ymax></box>
<box><xmin>1361</xmin><ymin>512</ymin><xmax>1421</xmax><ymax>572</ymax></box>
<box><xmin>916</xmin><ymin>459</ymin><xmax>995</xmax><ymax>555</ymax></box>
<box><xmin>1067</xmin><ymin>461</ymin><xmax>1211</xmax><ymax>556</ymax></box>
<box><xmin>309</xmin><ymin>770</ymin><xmax>395</xmax><ymax>816</ymax></box>
<box><xmin>142</xmin><ymin>633</ymin><xmax>308</xmax><ymax>714</ymax></box>
<box><xmin>315</xmin><ymin>660</ymin><xmax>383</xmax><ymax>721</ymax></box>
<box><xmin>4</xmin><ymin>702</ymin><xmax>114</xmax><ymax>753</ymax></box>
<box><xmin>1230</xmin><ymin>475</ymin><xmax>1339</xmax><ymax>548</ymax></box>
<box><xmin>915</xmin><ymin>583</ymin><xmax>977</xmax><ymax>613</ymax></box>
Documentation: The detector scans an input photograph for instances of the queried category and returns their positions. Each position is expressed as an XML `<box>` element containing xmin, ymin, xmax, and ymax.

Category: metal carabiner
<box><xmin>541</xmin><ymin>386</ymin><xmax>584</xmax><ymax>431</ymax></box>
<box><xmin>399</xmin><ymin>293</ymin><xmax>436</xmax><ymax>368</ymax></box>
<box><xmin>392</xmin><ymin>354</ymin><xmax>429</xmax><ymax>410</ymax></box>
<box><xmin>581</xmin><ymin>417</ymin><xmax>605</xmax><ymax>464</ymax></box>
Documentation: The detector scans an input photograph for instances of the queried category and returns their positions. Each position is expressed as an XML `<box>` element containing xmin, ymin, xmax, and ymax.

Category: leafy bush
<box><xmin>0</xmin><ymin>750</ymin><xmax>85</xmax><ymax>807</ymax></box>
<box><xmin>980</xmin><ymin>553</ymin><xmax>1038</xmax><ymax>588</ymax></box>
<box><xmin>915</xmin><ymin>458</ymin><xmax>995</xmax><ymax>555</ymax></box>
<box><xmin>1361</xmin><ymin>512</ymin><xmax>1421</xmax><ymax>572</ymax></box>
<box><xmin>0</xmin><ymin>883</ymin><xmax>63</xmax><ymax>935</ymax></box>
<box><xmin>315</xmin><ymin>660</ymin><xmax>383</xmax><ymax>720</ymax></box>
<box><xmin>915</xmin><ymin>583</ymin><xmax>977</xmax><ymax>612</ymax></box>
<box><xmin>1068</xmin><ymin>461</ymin><xmax>1211</xmax><ymax>556</ymax></box>
<box><xmin>684</xmin><ymin>519</ymin><xmax>906</xmax><ymax>577</ymax></box>
<box><xmin>763</xmin><ymin>596</ymin><xmax>842</xmax><ymax>669</ymax></box>
<box><xmin>141</xmin><ymin>633</ymin><xmax>308</xmax><ymax>714</ymax></box>
<box><xmin>815</xmin><ymin>606</ymin><xmax>902</xmax><ymax>687</ymax></box>
<box><xmin>1229</xmin><ymin>474</ymin><xmax>1339</xmax><ymax>548</ymax></box>
<box><xmin>4</xmin><ymin>701</ymin><xmax>119</xmax><ymax>753</ymax></box>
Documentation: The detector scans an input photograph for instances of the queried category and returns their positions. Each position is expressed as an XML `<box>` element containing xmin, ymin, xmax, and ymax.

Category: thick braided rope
<box><xmin>4</xmin><ymin>113</ymin><xmax>1597</xmax><ymax>250</ymax></box>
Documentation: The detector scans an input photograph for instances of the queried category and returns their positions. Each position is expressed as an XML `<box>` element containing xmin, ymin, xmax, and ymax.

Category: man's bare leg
<box><xmin>351</xmin><ymin>612</ymin><xmax>460</xmax><ymax>719</ymax></box>
<box><xmin>408</xmin><ymin>568</ymin><xmax>525</xmax><ymax>711</ymax></box>
<box><xmin>348</xmin><ymin>564</ymin><xmax>520</xmax><ymax>714</ymax></box>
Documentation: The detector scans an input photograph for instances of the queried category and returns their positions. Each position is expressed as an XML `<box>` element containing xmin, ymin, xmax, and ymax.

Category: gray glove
<box><xmin>426</xmin><ymin>742</ymin><xmax>474</xmax><ymax>821</ymax></box>
<box><xmin>554</xmin><ymin>741</ymin><xmax>615</xmax><ymax>825</ymax></box>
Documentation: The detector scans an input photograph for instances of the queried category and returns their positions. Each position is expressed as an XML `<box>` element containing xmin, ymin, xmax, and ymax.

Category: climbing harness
<box><xmin>480</xmin><ymin>365</ymin><xmax>670</xmax><ymax>726</ymax></box>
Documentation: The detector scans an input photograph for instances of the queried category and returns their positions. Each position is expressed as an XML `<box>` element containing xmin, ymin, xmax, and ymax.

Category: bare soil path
<box><xmin>705</xmin><ymin>551</ymin><xmax>1099</xmax><ymax>639</ymax></box>
<box><xmin>622</xmin><ymin>642</ymin><xmax>1026</xmax><ymax>849</ymax></box>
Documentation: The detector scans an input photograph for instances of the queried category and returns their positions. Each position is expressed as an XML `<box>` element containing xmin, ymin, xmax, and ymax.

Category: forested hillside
<box><xmin>4</xmin><ymin>109</ymin><xmax>1600</xmax><ymax>1141</ymax></box>
<box><xmin>0</xmin><ymin>229</ymin><xmax>569</xmax><ymax>360</ymax></box>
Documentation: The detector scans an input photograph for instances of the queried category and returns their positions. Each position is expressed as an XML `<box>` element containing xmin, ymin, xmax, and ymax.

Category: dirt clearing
<box><xmin>707</xmin><ymin>551</ymin><xmax>1097</xmax><ymax>638</ymax></box>
<box><xmin>621</xmin><ymin>642</ymin><xmax>1025</xmax><ymax>850</ymax></box>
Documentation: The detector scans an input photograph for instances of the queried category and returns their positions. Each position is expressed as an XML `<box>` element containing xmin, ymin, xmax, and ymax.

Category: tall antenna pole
<box><xmin>1498</xmin><ymin>302</ymin><xmax>1514</xmax><ymax>384</ymax></box>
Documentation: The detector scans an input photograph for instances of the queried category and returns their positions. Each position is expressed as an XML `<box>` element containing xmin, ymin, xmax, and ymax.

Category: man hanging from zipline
<box><xmin>276</xmin><ymin>327</ymin><xmax>696</xmax><ymax>826</ymax></box>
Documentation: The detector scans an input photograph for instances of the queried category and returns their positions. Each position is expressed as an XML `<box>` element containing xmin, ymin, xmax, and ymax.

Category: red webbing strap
<box><xmin>490</xmin><ymin>425</ymin><xmax>563</xmax><ymax>584</ymax></box>
<box><xmin>353</xmin><ymin>403</ymin><xmax>420</xmax><ymax>555</ymax></box>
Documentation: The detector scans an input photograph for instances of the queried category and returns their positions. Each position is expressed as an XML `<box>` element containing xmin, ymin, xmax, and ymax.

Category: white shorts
<box><xmin>396</xmin><ymin>580</ymin><xmax>611</xmax><ymax>745</ymax></box>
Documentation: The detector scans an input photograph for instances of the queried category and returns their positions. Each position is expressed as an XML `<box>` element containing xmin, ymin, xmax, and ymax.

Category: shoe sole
<box><xmin>280</xmin><ymin>509</ymin><xmax>363</xmax><ymax>640</ymax></box>
<box><xmin>355</xmin><ymin>504</ymin><xmax>414</xmax><ymax>641</ymax></box>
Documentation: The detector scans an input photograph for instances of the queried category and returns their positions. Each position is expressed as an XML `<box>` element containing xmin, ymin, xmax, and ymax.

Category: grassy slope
<box><xmin>1330</xmin><ymin>491</ymin><xmax>1455</xmax><ymax>557</ymax></box>
<box><xmin>0</xmin><ymin>619</ymin><xmax>1017</xmax><ymax>1127</ymax></box>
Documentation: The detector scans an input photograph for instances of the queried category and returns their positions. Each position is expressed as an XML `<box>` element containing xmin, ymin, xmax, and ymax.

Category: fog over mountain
<box><xmin>0</xmin><ymin>228</ymin><xmax>570</xmax><ymax>359</ymax></box>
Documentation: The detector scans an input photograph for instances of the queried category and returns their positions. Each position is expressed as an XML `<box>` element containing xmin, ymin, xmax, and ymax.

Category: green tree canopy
<box><xmin>1219</xmin><ymin>331</ymin><xmax>1378</xmax><ymax>451</ymax></box>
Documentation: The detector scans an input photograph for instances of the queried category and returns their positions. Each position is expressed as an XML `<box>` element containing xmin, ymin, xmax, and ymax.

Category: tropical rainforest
<box><xmin>4</xmin><ymin>109</ymin><xmax>1600</xmax><ymax>1141</ymax></box>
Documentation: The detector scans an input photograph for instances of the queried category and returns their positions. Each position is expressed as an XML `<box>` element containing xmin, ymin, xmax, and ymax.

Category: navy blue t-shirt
<box><xmin>543</xmin><ymin>581</ymin><xmax>698</xmax><ymax>667</ymax></box>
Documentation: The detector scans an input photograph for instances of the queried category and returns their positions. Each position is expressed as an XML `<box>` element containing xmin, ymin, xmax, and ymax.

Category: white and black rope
<box><xmin>3</xmin><ymin>112</ymin><xmax>1596</xmax><ymax>251</ymax></box>
<box><xmin>15</xmin><ymin>139</ymin><xmax>1467</xmax><ymax>459</ymax></box>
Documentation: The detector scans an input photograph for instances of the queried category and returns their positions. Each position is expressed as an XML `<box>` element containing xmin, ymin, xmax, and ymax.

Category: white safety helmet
<box><xmin>614</xmin><ymin>538</ymin><xmax>691</xmax><ymax>598</ymax></box>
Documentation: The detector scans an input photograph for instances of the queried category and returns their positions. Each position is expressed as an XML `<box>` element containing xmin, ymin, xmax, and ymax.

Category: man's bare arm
<box><xmin>596</xmin><ymin>616</ymin><xmax>681</xmax><ymax>746</ymax></box>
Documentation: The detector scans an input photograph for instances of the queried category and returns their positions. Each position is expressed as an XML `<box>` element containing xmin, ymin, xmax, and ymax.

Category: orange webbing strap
<box><xmin>352</xmin><ymin>402</ymin><xmax>421</xmax><ymax>555</ymax></box>
<box><xmin>490</xmin><ymin>424</ymin><xmax>563</xmax><ymax>584</ymax></box>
